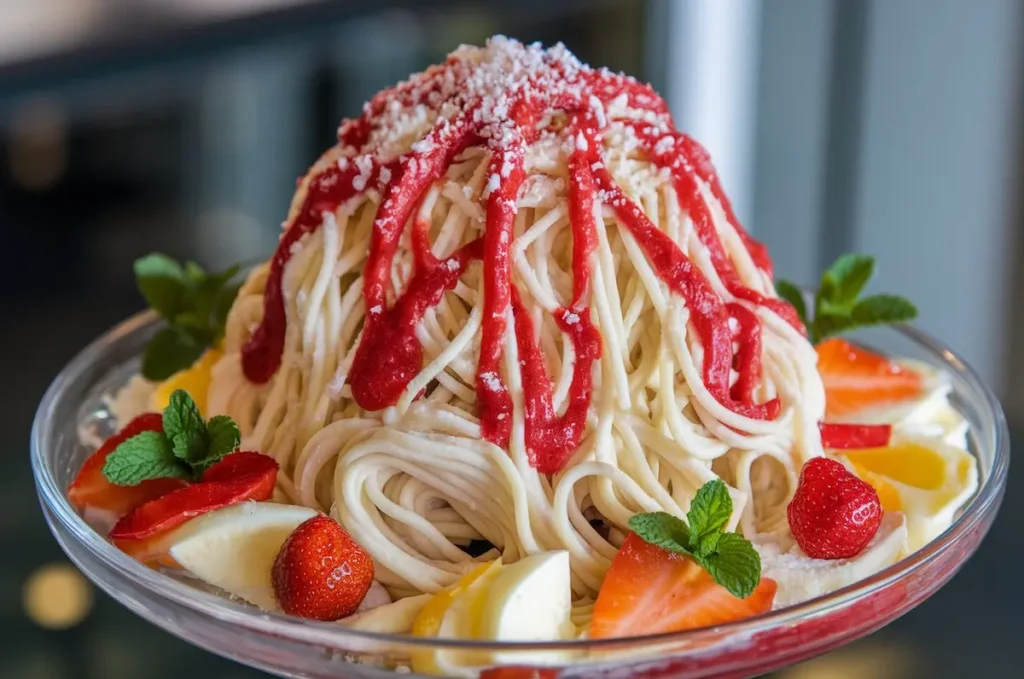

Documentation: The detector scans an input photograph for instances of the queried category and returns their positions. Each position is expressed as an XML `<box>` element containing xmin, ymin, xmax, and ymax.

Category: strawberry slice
<box><xmin>817</xmin><ymin>338</ymin><xmax>922</xmax><ymax>420</ymax></box>
<box><xmin>480</xmin><ymin>668</ymin><xmax>560</xmax><ymax>679</ymax></box>
<box><xmin>110</xmin><ymin>451</ymin><xmax>278</xmax><ymax>562</ymax></box>
<box><xmin>819</xmin><ymin>422</ymin><xmax>892</xmax><ymax>449</ymax></box>
<box><xmin>68</xmin><ymin>413</ymin><xmax>187</xmax><ymax>522</ymax></box>
<box><xmin>591</xmin><ymin>533</ymin><xmax>777</xmax><ymax>639</ymax></box>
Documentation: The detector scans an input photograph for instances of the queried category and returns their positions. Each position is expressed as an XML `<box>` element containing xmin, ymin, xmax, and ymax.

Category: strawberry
<box><xmin>68</xmin><ymin>413</ymin><xmax>186</xmax><ymax>521</ymax></box>
<box><xmin>480</xmin><ymin>668</ymin><xmax>560</xmax><ymax>679</ymax></box>
<box><xmin>787</xmin><ymin>457</ymin><xmax>882</xmax><ymax>559</ymax></box>
<box><xmin>817</xmin><ymin>338</ymin><xmax>921</xmax><ymax>420</ymax></box>
<box><xmin>110</xmin><ymin>451</ymin><xmax>278</xmax><ymax>561</ymax></box>
<box><xmin>819</xmin><ymin>422</ymin><xmax>892</xmax><ymax>449</ymax></box>
<box><xmin>200</xmin><ymin>450</ymin><xmax>278</xmax><ymax>490</ymax></box>
<box><xmin>272</xmin><ymin>515</ymin><xmax>374</xmax><ymax>621</ymax></box>
<box><xmin>590</xmin><ymin>533</ymin><xmax>777</xmax><ymax>639</ymax></box>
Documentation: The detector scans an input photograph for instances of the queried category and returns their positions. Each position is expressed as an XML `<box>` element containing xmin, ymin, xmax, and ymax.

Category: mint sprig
<box><xmin>628</xmin><ymin>480</ymin><xmax>761</xmax><ymax>599</ymax></box>
<box><xmin>102</xmin><ymin>390</ymin><xmax>241</xmax><ymax>486</ymax></box>
<box><xmin>101</xmin><ymin>431</ymin><xmax>191</xmax><ymax>486</ymax></box>
<box><xmin>135</xmin><ymin>253</ymin><xmax>242</xmax><ymax>381</ymax></box>
<box><xmin>776</xmin><ymin>254</ymin><xmax>918</xmax><ymax>344</ymax></box>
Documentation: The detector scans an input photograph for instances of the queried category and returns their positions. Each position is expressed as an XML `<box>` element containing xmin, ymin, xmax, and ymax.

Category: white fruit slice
<box><xmin>342</xmin><ymin>594</ymin><xmax>431</xmax><ymax>634</ymax></box>
<box><xmin>432</xmin><ymin>561</ymin><xmax>505</xmax><ymax>672</ymax></box>
<box><xmin>484</xmin><ymin>551</ymin><xmax>579</xmax><ymax>667</ymax></box>
<box><xmin>760</xmin><ymin>512</ymin><xmax>908</xmax><ymax>608</ymax></box>
<box><xmin>166</xmin><ymin>501</ymin><xmax>318</xmax><ymax>611</ymax></box>
<box><xmin>481</xmin><ymin>551</ymin><xmax>575</xmax><ymax>643</ymax></box>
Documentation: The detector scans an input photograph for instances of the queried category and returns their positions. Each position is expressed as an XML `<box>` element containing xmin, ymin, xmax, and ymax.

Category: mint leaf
<box><xmin>184</xmin><ymin>260</ymin><xmax>206</xmax><ymax>285</ymax></box>
<box><xmin>851</xmin><ymin>294</ymin><xmax>918</xmax><ymax>327</ymax></box>
<box><xmin>694</xmin><ymin>531</ymin><xmax>721</xmax><ymax>560</ymax></box>
<box><xmin>774</xmin><ymin>280</ymin><xmax>807</xmax><ymax>326</ymax></box>
<box><xmin>791</xmin><ymin>253</ymin><xmax>919</xmax><ymax>343</ymax></box>
<box><xmin>209</xmin><ymin>264</ymin><xmax>241</xmax><ymax>290</ymax></box>
<box><xmin>136</xmin><ymin>253</ymin><xmax>242</xmax><ymax>378</ymax></box>
<box><xmin>629</xmin><ymin>486</ymin><xmax>763</xmax><ymax>600</ymax></box>
<box><xmin>628</xmin><ymin>512</ymin><xmax>692</xmax><ymax>555</ymax></box>
<box><xmin>102</xmin><ymin>431</ymin><xmax>189</xmax><ymax>486</ymax></box>
<box><xmin>812</xmin><ymin>310</ymin><xmax>858</xmax><ymax>343</ymax></box>
<box><xmin>213</xmin><ymin>281</ymin><xmax>242</xmax><ymax>341</ymax></box>
<box><xmin>141</xmin><ymin>327</ymin><xmax>206</xmax><ymax>381</ymax></box>
<box><xmin>823</xmin><ymin>254</ymin><xmax>875</xmax><ymax>309</ymax></box>
<box><xmin>172</xmin><ymin>311</ymin><xmax>211</xmax><ymax>336</ymax></box>
<box><xmin>698</xmin><ymin>532</ymin><xmax>762</xmax><ymax>599</ymax></box>
<box><xmin>686</xmin><ymin>479</ymin><xmax>732</xmax><ymax>546</ymax></box>
<box><xmin>135</xmin><ymin>254</ymin><xmax>186</xmax><ymax>320</ymax></box>
<box><xmin>204</xmin><ymin>416</ymin><xmax>241</xmax><ymax>468</ymax></box>
<box><xmin>108</xmin><ymin>390</ymin><xmax>243</xmax><ymax>483</ymax></box>
<box><xmin>188</xmin><ymin>267</ymin><xmax>218</xmax><ymax>322</ymax></box>
<box><xmin>163</xmin><ymin>390</ymin><xmax>208</xmax><ymax>462</ymax></box>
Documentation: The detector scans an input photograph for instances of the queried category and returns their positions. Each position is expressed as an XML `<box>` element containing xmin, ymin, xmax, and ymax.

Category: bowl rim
<box><xmin>31</xmin><ymin>310</ymin><xmax>1010</xmax><ymax>654</ymax></box>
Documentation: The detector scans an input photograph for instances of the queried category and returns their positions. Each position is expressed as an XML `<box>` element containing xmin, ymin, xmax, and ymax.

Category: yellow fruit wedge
<box><xmin>411</xmin><ymin>562</ymin><xmax>501</xmax><ymax>675</ymax></box>
<box><xmin>841</xmin><ymin>435</ymin><xmax>978</xmax><ymax>551</ymax></box>
<box><xmin>849</xmin><ymin>463</ymin><xmax>904</xmax><ymax>512</ymax></box>
<box><xmin>151</xmin><ymin>349</ymin><xmax>222</xmax><ymax>416</ymax></box>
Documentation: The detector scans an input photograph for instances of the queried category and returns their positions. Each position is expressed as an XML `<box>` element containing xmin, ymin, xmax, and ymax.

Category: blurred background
<box><xmin>2</xmin><ymin>0</ymin><xmax>1021</xmax><ymax>677</ymax></box>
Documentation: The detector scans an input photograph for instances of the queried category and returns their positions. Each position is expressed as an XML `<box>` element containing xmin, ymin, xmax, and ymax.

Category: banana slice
<box><xmin>167</xmin><ymin>502</ymin><xmax>317</xmax><ymax>610</ymax></box>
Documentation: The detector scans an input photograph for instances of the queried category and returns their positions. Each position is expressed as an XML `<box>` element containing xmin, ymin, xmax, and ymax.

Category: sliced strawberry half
<box><xmin>817</xmin><ymin>338</ymin><xmax>922</xmax><ymax>420</ymax></box>
<box><xmin>110</xmin><ymin>451</ymin><xmax>278</xmax><ymax>562</ymax></box>
<box><xmin>591</xmin><ymin>533</ymin><xmax>777</xmax><ymax>639</ymax></box>
<box><xmin>68</xmin><ymin>413</ymin><xmax>187</xmax><ymax>523</ymax></box>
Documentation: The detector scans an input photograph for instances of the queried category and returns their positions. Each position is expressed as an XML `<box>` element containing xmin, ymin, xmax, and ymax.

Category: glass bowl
<box><xmin>32</xmin><ymin>311</ymin><xmax>1009</xmax><ymax>679</ymax></box>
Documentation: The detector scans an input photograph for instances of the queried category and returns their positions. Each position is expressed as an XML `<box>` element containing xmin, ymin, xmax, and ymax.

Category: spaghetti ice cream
<box><xmin>212</xmin><ymin>35</ymin><xmax>822</xmax><ymax>596</ymax></box>
<box><xmin>71</xmin><ymin>37</ymin><xmax>978</xmax><ymax>655</ymax></box>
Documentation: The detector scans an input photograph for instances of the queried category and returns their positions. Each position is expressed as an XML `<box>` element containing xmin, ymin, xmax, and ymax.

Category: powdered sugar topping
<box><xmin>334</xmin><ymin>35</ymin><xmax>670</xmax><ymax>186</ymax></box>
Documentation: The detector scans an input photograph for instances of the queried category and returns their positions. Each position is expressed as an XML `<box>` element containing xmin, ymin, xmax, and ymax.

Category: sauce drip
<box><xmin>241</xmin><ymin>38</ymin><xmax>801</xmax><ymax>473</ymax></box>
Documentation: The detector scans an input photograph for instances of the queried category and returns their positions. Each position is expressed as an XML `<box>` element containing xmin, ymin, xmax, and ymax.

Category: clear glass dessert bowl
<box><xmin>32</xmin><ymin>311</ymin><xmax>1008</xmax><ymax>679</ymax></box>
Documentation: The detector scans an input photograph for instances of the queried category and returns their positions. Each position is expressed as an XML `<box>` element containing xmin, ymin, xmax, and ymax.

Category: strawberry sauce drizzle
<box><xmin>241</xmin><ymin>159</ymin><xmax>393</xmax><ymax>383</ymax></box>
<box><xmin>632</xmin><ymin>124</ymin><xmax>804</xmax><ymax>334</ymax></box>
<box><xmin>347</xmin><ymin>119</ymin><xmax>480</xmax><ymax>410</ymax></box>
<box><xmin>592</xmin><ymin>166</ymin><xmax>778</xmax><ymax>421</ymax></box>
<box><xmin>241</xmin><ymin>39</ymin><xmax>809</xmax><ymax>473</ymax></box>
<box><xmin>727</xmin><ymin>302</ymin><xmax>773</xmax><ymax>411</ymax></box>
<box><xmin>501</xmin><ymin>129</ymin><xmax>602</xmax><ymax>472</ymax></box>
<box><xmin>475</xmin><ymin>143</ymin><xmax>524</xmax><ymax>445</ymax></box>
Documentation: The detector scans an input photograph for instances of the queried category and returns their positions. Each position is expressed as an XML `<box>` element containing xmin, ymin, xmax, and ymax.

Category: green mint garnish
<box><xmin>101</xmin><ymin>431</ymin><xmax>191</xmax><ymax>486</ymax></box>
<box><xmin>134</xmin><ymin>253</ymin><xmax>242</xmax><ymax>381</ymax></box>
<box><xmin>699</xmin><ymin>533</ymin><xmax>761</xmax><ymax>595</ymax></box>
<box><xmin>628</xmin><ymin>480</ymin><xmax>761</xmax><ymax>599</ymax></box>
<box><xmin>202</xmin><ymin>416</ymin><xmax>243</xmax><ymax>473</ymax></box>
<box><xmin>628</xmin><ymin>512</ymin><xmax>691</xmax><ymax>554</ymax></box>
<box><xmin>776</xmin><ymin>253</ymin><xmax>918</xmax><ymax>344</ymax></box>
<box><xmin>164</xmin><ymin>390</ymin><xmax>208</xmax><ymax>462</ymax></box>
<box><xmin>102</xmin><ymin>390</ymin><xmax>241</xmax><ymax>486</ymax></box>
<box><xmin>686</xmin><ymin>477</ymin><xmax>732</xmax><ymax>543</ymax></box>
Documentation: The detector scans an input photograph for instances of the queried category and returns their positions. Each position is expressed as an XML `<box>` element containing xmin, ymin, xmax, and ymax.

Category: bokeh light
<box><xmin>23</xmin><ymin>562</ymin><xmax>94</xmax><ymax>630</ymax></box>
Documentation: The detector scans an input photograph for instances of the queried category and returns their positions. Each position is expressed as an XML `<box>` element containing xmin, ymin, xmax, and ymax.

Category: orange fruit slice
<box><xmin>817</xmin><ymin>338</ymin><xmax>922</xmax><ymax>420</ymax></box>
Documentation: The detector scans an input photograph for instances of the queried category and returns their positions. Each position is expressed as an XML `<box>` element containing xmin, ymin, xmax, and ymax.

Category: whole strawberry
<box><xmin>787</xmin><ymin>457</ymin><xmax>882</xmax><ymax>559</ymax></box>
<box><xmin>272</xmin><ymin>515</ymin><xmax>374</xmax><ymax>620</ymax></box>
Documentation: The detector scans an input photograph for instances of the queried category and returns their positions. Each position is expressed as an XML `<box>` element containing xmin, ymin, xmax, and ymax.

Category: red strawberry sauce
<box><xmin>238</xmin><ymin>39</ymin><xmax>863</xmax><ymax>474</ymax></box>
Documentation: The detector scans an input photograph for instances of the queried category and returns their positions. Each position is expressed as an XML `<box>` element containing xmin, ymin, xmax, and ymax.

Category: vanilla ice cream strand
<box><xmin>207</xmin><ymin>38</ymin><xmax>826</xmax><ymax>598</ymax></box>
